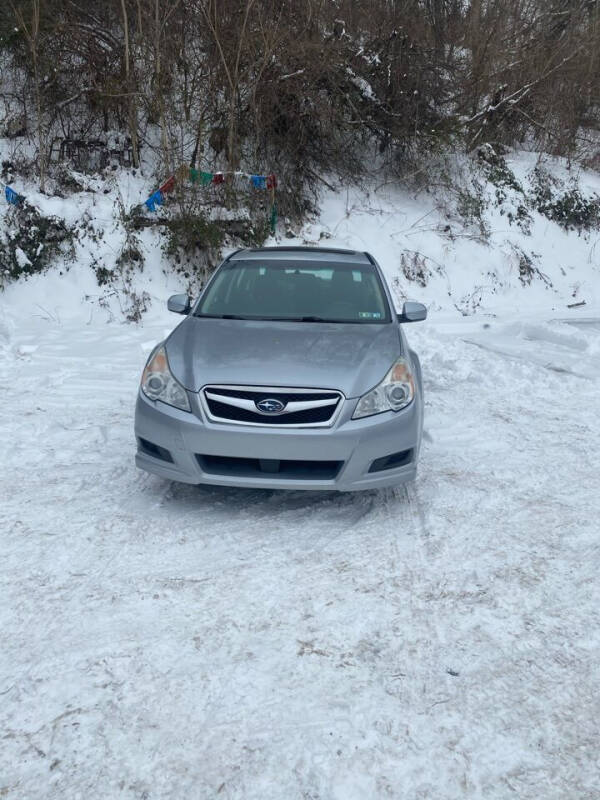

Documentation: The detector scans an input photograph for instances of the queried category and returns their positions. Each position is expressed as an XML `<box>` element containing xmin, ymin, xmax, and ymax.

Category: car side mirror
<box><xmin>167</xmin><ymin>294</ymin><xmax>191</xmax><ymax>315</ymax></box>
<box><xmin>397</xmin><ymin>301</ymin><xmax>427</xmax><ymax>323</ymax></box>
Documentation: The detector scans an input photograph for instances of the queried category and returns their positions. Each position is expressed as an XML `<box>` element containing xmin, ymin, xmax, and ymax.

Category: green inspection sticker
<box><xmin>358</xmin><ymin>311</ymin><xmax>382</xmax><ymax>319</ymax></box>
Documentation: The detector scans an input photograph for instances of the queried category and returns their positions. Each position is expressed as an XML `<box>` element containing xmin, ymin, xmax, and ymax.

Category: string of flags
<box><xmin>1</xmin><ymin>167</ymin><xmax>279</xmax><ymax>234</ymax></box>
<box><xmin>141</xmin><ymin>168</ymin><xmax>278</xmax><ymax>233</ymax></box>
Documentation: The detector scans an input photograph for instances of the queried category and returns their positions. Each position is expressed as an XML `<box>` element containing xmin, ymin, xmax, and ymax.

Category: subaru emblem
<box><xmin>256</xmin><ymin>398</ymin><xmax>286</xmax><ymax>414</ymax></box>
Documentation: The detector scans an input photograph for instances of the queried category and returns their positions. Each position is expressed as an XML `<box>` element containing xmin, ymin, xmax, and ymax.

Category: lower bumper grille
<box><xmin>138</xmin><ymin>437</ymin><xmax>173</xmax><ymax>463</ymax></box>
<box><xmin>368</xmin><ymin>448</ymin><xmax>413</xmax><ymax>473</ymax></box>
<box><xmin>197</xmin><ymin>454</ymin><xmax>343</xmax><ymax>481</ymax></box>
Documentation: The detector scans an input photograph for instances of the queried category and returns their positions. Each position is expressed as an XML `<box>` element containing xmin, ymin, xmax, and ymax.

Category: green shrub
<box><xmin>0</xmin><ymin>203</ymin><xmax>74</xmax><ymax>287</ymax></box>
<box><xmin>456</xmin><ymin>181</ymin><xmax>490</xmax><ymax>239</ymax></box>
<box><xmin>477</xmin><ymin>144</ymin><xmax>523</xmax><ymax>195</ymax></box>
<box><xmin>163</xmin><ymin>212</ymin><xmax>224</xmax><ymax>258</ymax></box>
<box><xmin>530</xmin><ymin>167</ymin><xmax>600</xmax><ymax>231</ymax></box>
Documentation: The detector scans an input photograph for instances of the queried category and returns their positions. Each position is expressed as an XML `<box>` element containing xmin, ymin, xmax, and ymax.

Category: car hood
<box><xmin>165</xmin><ymin>317</ymin><xmax>403</xmax><ymax>398</ymax></box>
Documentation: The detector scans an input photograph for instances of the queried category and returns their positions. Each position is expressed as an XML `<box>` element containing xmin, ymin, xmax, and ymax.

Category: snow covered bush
<box><xmin>455</xmin><ymin>182</ymin><xmax>490</xmax><ymax>239</ymax></box>
<box><xmin>162</xmin><ymin>212</ymin><xmax>223</xmax><ymax>259</ymax></box>
<box><xmin>400</xmin><ymin>251</ymin><xmax>436</xmax><ymax>288</ymax></box>
<box><xmin>475</xmin><ymin>145</ymin><xmax>532</xmax><ymax>233</ymax></box>
<box><xmin>0</xmin><ymin>203</ymin><xmax>74</xmax><ymax>288</ymax></box>
<box><xmin>530</xmin><ymin>167</ymin><xmax>600</xmax><ymax>232</ymax></box>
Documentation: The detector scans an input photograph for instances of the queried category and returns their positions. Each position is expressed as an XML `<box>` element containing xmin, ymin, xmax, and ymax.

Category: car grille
<box><xmin>200</xmin><ymin>385</ymin><xmax>344</xmax><ymax>427</ymax></box>
<box><xmin>197</xmin><ymin>454</ymin><xmax>343</xmax><ymax>480</ymax></box>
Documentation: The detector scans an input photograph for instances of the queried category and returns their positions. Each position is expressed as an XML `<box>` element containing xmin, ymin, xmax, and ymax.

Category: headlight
<box><xmin>352</xmin><ymin>358</ymin><xmax>415</xmax><ymax>419</ymax></box>
<box><xmin>141</xmin><ymin>345</ymin><xmax>191</xmax><ymax>412</ymax></box>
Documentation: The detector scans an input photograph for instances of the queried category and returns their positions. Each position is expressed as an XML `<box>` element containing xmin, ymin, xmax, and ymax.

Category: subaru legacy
<box><xmin>135</xmin><ymin>247</ymin><xmax>427</xmax><ymax>491</ymax></box>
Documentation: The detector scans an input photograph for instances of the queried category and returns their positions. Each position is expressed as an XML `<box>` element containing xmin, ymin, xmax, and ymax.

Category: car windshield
<box><xmin>195</xmin><ymin>259</ymin><xmax>391</xmax><ymax>323</ymax></box>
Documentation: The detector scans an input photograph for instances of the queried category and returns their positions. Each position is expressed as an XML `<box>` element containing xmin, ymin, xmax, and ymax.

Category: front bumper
<box><xmin>134</xmin><ymin>390</ymin><xmax>423</xmax><ymax>491</ymax></box>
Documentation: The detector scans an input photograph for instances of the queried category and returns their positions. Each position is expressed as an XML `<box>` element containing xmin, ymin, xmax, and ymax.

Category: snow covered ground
<box><xmin>1</xmin><ymin>290</ymin><xmax>599</xmax><ymax>796</ymax></box>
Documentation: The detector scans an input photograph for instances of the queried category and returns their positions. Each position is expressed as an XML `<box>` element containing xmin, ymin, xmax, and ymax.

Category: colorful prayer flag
<box><xmin>159</xmin><ymin>176</ymin><xmax>176</xmax><ymax>195</ymax></box>
<box><xmin>145</xmin><ymin>190</ymin><xmax>163</xmax><ymax>212</ymax></box>
<box><xmin>5</xmin><ymin>186</ymin><xmax>22</xmax><ymax>206</ymax></box>
<box><xmin>190</xmin><ymin>169</ymin><xmax>214</xmax><ymax>186</ymax></box>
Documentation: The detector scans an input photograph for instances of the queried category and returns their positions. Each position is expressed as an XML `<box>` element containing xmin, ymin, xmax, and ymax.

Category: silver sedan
<box><xmin>135</xmin><ymin>247</ymin><xmax>427</xmax><ymax>490</ymax></box>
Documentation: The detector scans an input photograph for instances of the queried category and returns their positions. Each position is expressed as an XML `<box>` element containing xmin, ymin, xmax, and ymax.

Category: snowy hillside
<box><xmin>303</xmin><ymin>152</ymin><xmax>600</xmax><ymax>317</ymax></box>
<box><xmin>2</xmin><ymin>149</ymin><xmax>600</xmax><ymax>324</ymax></box>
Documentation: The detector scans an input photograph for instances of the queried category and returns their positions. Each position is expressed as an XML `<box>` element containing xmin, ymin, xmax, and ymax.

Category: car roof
<box><xmin>228</xmin><ymin>246</ymin><xmax>373</xmax><ymax>265</ymax></box>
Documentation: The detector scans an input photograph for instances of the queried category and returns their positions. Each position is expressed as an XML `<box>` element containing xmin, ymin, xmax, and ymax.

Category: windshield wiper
<box><xmin>196</xmin><ymin>313</ymin><xmax>345</xmax><ymax>322</ymax></box>
<box><xmin>196</xmin><ymin>313</ymin><xmax>252</xmax><ymax>320</ymax></box>
<box><xmin>256</xmin><ymin>315</ymin><xmax>338</xmax><ymax>322</ymax></box>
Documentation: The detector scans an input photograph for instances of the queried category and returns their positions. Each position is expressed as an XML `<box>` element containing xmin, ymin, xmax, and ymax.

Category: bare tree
<box><xmin>4</xmin><ymin>0</ymin><xmax>600</xmax><ymax>205</ymax></box>
<box><xmin>11</xmin><ymin>0</ymin><xmax>48</xmax><ymax>191</ymax></box>
<box><xmin>120</xmin><ymin>0</ymin><xmax>140</xmax><ymax>167</ymax></box>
